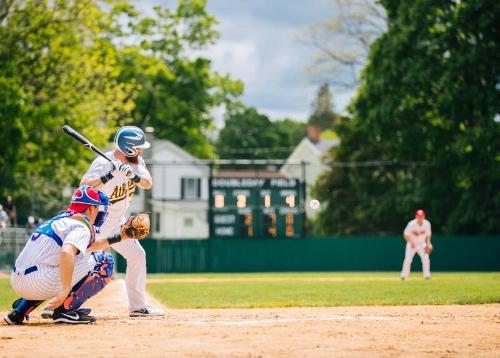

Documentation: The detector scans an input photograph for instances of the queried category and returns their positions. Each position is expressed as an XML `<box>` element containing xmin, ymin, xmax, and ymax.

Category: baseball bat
<box><xmin>62</xmin><ymin>125</ymin><xmax>113</xmax><ymax>163</ymax></box>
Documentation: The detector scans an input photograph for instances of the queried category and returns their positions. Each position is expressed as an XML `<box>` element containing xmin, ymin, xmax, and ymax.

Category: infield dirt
<box><xmin>1</xmin><ymin>279</ymin><xmax>499</xmax><ymax>357</ymax></box>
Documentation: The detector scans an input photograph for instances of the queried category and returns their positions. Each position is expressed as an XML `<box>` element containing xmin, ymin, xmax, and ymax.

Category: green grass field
<box><xmin>0</xmin><ymin>278</ymin><xmax>17</xmax><ymax>310</ymax></box>
<box><xmin>146</xmin><ymin>272</ymin><xmax>500</xmax><ymax>308</ymax></box>
<box><xmin>1</xmin><ymin>272</ymin><xmax>499</xmax><ymax>310</ymax></box>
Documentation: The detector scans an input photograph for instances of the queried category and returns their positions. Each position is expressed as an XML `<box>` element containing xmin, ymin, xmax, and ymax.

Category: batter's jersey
<box><xmin>15</xmin><ymin>216</ymin><xmax>92</xmax><ymax>270</ymax></box>
<box><xmin>404</xmin><ymin>219</ymin><xmax>432</xmax><ymax>243</ymax></box>
<box><xmin>82</xmin><ymin>151</ymin><xmax>150</xmax><ymax>228</ymax></box>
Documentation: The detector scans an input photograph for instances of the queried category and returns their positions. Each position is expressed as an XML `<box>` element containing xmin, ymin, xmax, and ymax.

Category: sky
<box><xmin>136</xmin><ymin>0</ymin><xmax>355</xmax><ymax>125</ymax></box>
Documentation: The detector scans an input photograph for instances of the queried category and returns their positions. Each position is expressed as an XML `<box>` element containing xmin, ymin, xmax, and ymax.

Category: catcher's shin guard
<box><xmin>62</xmin><ymin>252</ymin><xmax>114</xmax><ymax>311</ymax></box>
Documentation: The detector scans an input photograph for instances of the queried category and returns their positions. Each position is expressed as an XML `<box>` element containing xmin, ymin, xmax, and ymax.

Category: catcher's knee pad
<box><xmin>92</xmin><ymin>251</ymin><xmax>114</xmax><ymax>278</ymax></box>
<box><xmin>63</xmin><ymin>253</ymin><xmax>114</xmax><ymax>311</ymax></box>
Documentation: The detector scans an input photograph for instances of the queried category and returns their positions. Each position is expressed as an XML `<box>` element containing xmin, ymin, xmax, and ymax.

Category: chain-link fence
<box><xmin>0</xmin><ymin>228</ymin><xmax>31</xmax><ymax>270</ymax></box>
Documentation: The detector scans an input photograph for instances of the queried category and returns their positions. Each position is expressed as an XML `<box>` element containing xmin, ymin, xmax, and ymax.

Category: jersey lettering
<box><xmin>109</xmin><ymin>180</ymin><xmax>137</xmax><ymax>205</ymax></box>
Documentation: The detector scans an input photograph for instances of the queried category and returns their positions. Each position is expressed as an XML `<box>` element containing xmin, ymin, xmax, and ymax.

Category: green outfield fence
<box><xmin>115</xmin><ymin>236</ymin><xmax>500</xmax><ymax>273</ymax></box>
<box><xmin>1</xmin><ymin>230</ymin><xmax>498</xmax><ymax>273</ymax></box>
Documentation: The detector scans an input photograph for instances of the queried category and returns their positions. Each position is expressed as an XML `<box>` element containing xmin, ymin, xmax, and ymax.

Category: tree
<box><xmin>303</xmin><ymin>0</ymin><xmax>387</xmax><ymax>90</ymax></box>
<box><xmin>308</xmin><ymin>83</ymin><xmax>340</xmax><ymax>129</ymax></box>
<box><xmin>216</xmin><ymin>107</ymin><xmax>306</xmax><ymax>160</ymax></box>
<box><xmin>0</xmin><ymin>0</ymin><xmax>134</xmax><ymax>219</ymax></box>
<box><xmin>116</xmin><ymin>1</ymin><xmax>243</xmax><ymax>158</ymax></box>
<box><xmin>314</xmin><ymin>0</ymin><xmax>500</xmax><ymax>235</ymax></box>
<box><xmin>0</xmin><ymin>0</ymin><xmax>242</xmax><ymax>220</ymax></box>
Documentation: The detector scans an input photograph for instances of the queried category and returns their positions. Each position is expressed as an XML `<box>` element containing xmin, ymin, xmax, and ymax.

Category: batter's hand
<box><xmin>111</xmin><ymin>161</ymin><xmax>133</xmax><ymax>178</ymax></box>
<box><xmin>118</xmin><ymin>164</ymin><xmax>134</xmax><ymax>178</ymax></box>
<box><xmin>46</xmin><ymin>289</ymin><xmax>70</xmax><ymax>310</ymax></box>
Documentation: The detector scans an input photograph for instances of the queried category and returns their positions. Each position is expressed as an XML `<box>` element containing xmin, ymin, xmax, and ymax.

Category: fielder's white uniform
<box><xmin>82</xmin><ymin>152</ymin><xmax>150</xmax><ymax>312</ymax></box>
<box><xmin>400</xmin><ymin>219</ymin><xmax>432</xmax><ymax>279</ymax></box>
<box><xmin>11</xmin><ymin>217</ymin><xmax>96</xmax><ymax>300</ymax></box>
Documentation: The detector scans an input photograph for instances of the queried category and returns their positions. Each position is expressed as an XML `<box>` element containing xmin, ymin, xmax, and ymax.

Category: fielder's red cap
<box><xmin>415</xmin><ymin>209</ymin><xmax>425</xmax><ymax>218</ymax></box>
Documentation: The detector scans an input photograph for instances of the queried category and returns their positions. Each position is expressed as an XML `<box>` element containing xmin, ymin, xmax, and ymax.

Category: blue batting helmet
<box><xmin>114</xmin><ymin>126</ymin><xmax>150</xmax><ymax>157</ymax></box>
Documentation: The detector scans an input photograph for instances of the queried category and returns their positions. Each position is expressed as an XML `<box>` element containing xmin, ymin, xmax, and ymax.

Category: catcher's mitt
<box><xmin>424</xmin><ymin>244</ymin><xmax>433</xmax><ymax>254</ymax></box>
<box><xmin>122</xmin><ymin>213</ymin><xmax>150</xmax><ymax>239</ymax></box>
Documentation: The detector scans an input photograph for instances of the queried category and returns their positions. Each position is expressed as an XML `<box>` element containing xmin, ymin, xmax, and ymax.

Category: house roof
<box><xmin>150</xmin><ymin>139</ymin><xmax>197</xmax><ymax>161</ymax></box>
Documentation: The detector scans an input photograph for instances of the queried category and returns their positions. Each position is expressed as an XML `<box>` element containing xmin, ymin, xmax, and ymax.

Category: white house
<box><xmin>128</xmin><ymin>139</ymin><xmax>209</xmax><ymax>239</ymax></box>
<box><xmin>280</xmin><ymin>126</ymin><xmax>338</xmax><ymax>218</ymax></box>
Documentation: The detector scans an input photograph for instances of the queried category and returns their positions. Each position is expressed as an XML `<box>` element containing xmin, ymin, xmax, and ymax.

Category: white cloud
<box><xmin>135</xmin><ymin>1</ymin><xmax>353</xmax><ymax>122</ymax></box>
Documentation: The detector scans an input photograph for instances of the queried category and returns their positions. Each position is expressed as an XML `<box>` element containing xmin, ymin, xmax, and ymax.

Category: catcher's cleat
<box><xmin>129</xmin><ymin>305</ymin><xmax>165</xmax><ymax>317</ymax></box>
<box><xmin>3</xmin><ymin>310</ymin><xmax>25</xmax><ymax>325</ymax></box>
<box><xmin>42</xmin><ymin>307</ymin><xmax>91</xmax><ymax>319</ymax></box>
<box><xmin>53</xmin><ymin>308</ymin><xmax>96</xmax><ymax>324</ymax></box>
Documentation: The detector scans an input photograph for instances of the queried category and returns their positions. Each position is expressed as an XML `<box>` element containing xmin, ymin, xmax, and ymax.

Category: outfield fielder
<box><xmin>4</xmin><ymin>185</ymin><xmax>131</xmax><ymax>325</ymax></box>
<box><xmin>400</xmin><ymin>209</ymin><xmax>433</xmax><ymax>280</ymax></box>
<box><xmin>78</xmin><ymin>126</ymin><xmax>163</xmax><ymax>317</ymax></box>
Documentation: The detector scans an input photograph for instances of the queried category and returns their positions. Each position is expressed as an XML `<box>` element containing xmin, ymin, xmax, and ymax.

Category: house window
<box><xmin>181</xmin><ymin>178</ymin><xmax>201</xmax><ymax>199</ymax></box>
<box><xmin>184</xmin><ymin>217</ymin><xmax>193</xmax><ymax>227</ymax></box>
<box><xmin>155</xmin><ymin>212</ymin><xmax>160</xmax><ymax>233</ymax></box>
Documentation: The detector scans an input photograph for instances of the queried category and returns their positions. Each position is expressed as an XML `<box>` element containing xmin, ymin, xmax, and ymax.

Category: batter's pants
<box><xmin>98</xmin><ymin>221</ymin><xmax>147</xmax><ymax>313</ymax></box>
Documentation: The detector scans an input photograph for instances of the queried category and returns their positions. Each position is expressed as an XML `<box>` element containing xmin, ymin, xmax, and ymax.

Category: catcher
<box><xmin>4</xmin><ymin>185</ymin><xmax>150</xmax><ymax>325</ymax></box>
<box><xmin>400</xmin><ymin>209</ymin><xmax>433</xmax><ymax>280</ymax></box>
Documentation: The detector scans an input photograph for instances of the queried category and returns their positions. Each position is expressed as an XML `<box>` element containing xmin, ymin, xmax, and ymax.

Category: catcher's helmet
<box><xmin>115</xmin><ymin>126</ymin><xmax>150</xmax><ymax>157</ymax></box>
<box><xmin>68</xmin><ymin>185</ymin><xmax>109</xmax><ymax>232</ymax></box>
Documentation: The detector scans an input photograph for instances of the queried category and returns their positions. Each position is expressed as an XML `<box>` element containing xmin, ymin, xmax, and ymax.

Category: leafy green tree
<box><xmin>314</xmin><ymin>0</ymin><xmax>500</xmax><ymax>235</ymax></box>
<box><xmin>0</xmin><ymin>0</ymin><xmax>242</xmax><ymax>220</ymax></box>
<box><xmin>116</xmin><ymin>1</ymin><xmax>243</xmax><ymax>158</ymax></box>
<box><xmin>216</xmin><ymin>107</ymin><xmax>306</xmax><ymax>160</ymax></box>
<box><xmin>0</xmin><ymin>0</ymin><xmax>134</xmax><ymax>219</ymax></box>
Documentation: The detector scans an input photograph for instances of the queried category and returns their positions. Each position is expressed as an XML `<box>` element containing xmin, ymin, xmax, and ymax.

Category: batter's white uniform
<box><xmin>82</xmin><ymin>152</ymin><xmax>150</xmax><ymax>312</ymax></box>
<box><xmin>11</xmin><ymin>218</ymin><xmax>96</xmax><ymax>300</ymax></box>
<box><xmin>400</xmin><ymin>219</ymin><xmax>432</xmax><ymax>279</ymax></box>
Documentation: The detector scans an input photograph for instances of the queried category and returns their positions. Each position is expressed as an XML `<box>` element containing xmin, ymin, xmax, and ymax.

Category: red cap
<box><xmin>415</xmin><ymin>209</ymin><xmax>425</xmax><ymax>218</ymax></box>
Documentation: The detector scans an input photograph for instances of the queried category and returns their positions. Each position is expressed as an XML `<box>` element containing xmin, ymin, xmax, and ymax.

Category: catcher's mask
<box><xmin>93</xmin><ymin>201</ymin><xmax>109</xmax><ymax>233</ymax></box>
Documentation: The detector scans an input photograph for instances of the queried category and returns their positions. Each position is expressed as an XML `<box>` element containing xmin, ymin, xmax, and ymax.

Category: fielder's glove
<box><xmin>424</xmin><ymin>243</ymin><xmax>433</xmax><ymax>254</ymax></box>
<box><xmin>122</xmin><ymin>213</ymin><xmax>150</xmax><ymax>239</ymax></box>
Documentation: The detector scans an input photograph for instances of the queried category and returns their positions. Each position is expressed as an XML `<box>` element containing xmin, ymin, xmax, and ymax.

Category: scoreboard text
<box><xmin>209</xmin><ymin>177</ymin><xmax>303</xmax><ymax>239</ymax></box>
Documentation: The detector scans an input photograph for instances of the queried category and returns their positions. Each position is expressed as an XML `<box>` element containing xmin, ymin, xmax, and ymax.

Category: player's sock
<box><xmin>13</xmin><ymin>298</ymin><xmax>44</xmax><ymax>317</ymax></box>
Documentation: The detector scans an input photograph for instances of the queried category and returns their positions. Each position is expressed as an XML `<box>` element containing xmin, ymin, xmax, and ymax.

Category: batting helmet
<box><xmin>115</xmin><ymin>126</ymin><xmax>150</xmax><ymax>157</ymax></box>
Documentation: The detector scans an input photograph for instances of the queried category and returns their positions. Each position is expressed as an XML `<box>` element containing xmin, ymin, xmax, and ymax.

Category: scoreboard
<box><xmin>209</xmin><ymin>177</ymin><xmax>303</xmax><ymax>239</ymax></box>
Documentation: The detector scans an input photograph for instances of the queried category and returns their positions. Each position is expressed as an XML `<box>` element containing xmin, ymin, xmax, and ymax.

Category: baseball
<box><xmin>309</xmin><ymin>199</ymin><xmax>320</xmax><ymax>210</ymax></box>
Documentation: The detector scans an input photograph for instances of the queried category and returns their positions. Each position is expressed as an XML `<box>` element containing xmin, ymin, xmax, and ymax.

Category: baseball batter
<box><xmin>400</xmin><ymin>209</ymin><xmax>433</xmax><ymax>280</ymax></box>
<box><xmin>79</xmin><ymin>126</ymin><xmax>163</xmax><ymax>317</ymax></box>
<box><xmin>4</xmin><ymin>185</ymin><xmax>134</xmax><ymax>324</ymax></box>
